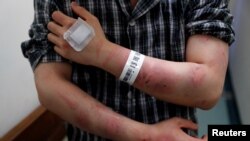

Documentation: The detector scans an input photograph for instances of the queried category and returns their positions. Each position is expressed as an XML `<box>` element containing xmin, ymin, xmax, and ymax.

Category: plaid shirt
<box><xmin>22</xmin><ymin>0</ymin><xmax>234</xmax><ymax>140</ymax></box>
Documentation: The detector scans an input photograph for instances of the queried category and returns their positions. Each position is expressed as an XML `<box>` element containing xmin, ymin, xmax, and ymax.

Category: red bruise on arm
<box><xmin>73</xmin><ymin>100</ymin><xmax>146</xmax><ymax>141</ymax></box>
<box><xmin>133</xmin><ymin>58</ymin><xmax>210</xmax><ymax>108</ymax></box>
<box><xmin>35</xmin><ymin>63</ymin><xmax>150</xmax><ymax>141</ymax></box>
<box><xmin>190</xmin><ymin>64</ymin><xmax>205</xmax><ymax>88</ymax></box>
<box><xmin>102</xmin><ymin>113</ymin><xmax>121</xmax><ymax>135</ymax></box>
<box><xmin>74</xmin><ymin>107</ymin><xmax>90</xmax><ymax>129</ymax></box>
<box><xmin>135</xmin><ymin>58</ymin><xmax>177</xmax><ymax>95</ymax></box>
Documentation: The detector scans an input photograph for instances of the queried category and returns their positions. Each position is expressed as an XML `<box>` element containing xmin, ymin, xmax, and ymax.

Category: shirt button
<box><xmin>127</xmin><ymin>91</ymin><xmax>132</xmax><ymax>99</ymax></box>
<box><xmin>129</xmin><ymin>20</ymin><xmax>136</xmax><ymax>26</ymax></box>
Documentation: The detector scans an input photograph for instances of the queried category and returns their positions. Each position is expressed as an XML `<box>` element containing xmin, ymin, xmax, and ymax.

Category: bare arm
<box><xmin>100</xmin><ymin>35</ymin><xmax>228</xmax><ymax>110</ymax></box>
<box><xmin>48</xmin><ymin>3</ymin><xmax>228</xmax><ymax>109</ymax></box>
<box><xmin>34</xmin><ymin>62</ymin><xmax>206</xmax><ymax>141</ymax></box>
<box><xmin>34</xmin><ymin>62</ymin><xmax>146</xmax><ymax>141</ymax></box>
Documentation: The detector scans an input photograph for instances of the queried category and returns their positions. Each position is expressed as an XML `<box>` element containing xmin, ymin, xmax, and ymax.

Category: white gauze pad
<box><xmin>63</xmin><ymin>17</ymin><xmax>95</xmax><ymax>52</ymax></box>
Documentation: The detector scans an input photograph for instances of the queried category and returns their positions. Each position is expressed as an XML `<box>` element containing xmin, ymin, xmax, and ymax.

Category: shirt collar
<box><xmin>132</xmin><ymin>0</ymin><xmax>160</xmax><ymax>20</ymax></box>
<box><xmin>117</xmin><ymin>0</ymin><xmax>160</xmax><ymax>20</ymax></box>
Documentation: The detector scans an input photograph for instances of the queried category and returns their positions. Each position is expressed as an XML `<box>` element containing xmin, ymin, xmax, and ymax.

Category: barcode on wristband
<box><xmin>123</xmin><ymin>68</ymin><xmax>133</xmax><ymax>82</ymax></box>
<box><xmin>119</xmin><ymin>51</ymin><xmax>145</xmax><ymax>85</ymax></box>
<box><xmin>133</xmin><ymin>53</ymin><xmax>140</xmax><ymax>61</ymax></box>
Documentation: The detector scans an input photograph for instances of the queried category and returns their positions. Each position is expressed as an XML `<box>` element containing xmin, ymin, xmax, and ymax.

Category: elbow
<box><xmin>34</xmin><ymin>70</ymin><xmax>62</xmax><ymax>109</ymax></box>
<box><xmin>33</xmin><ymin>63</ymin><xmax>71</xmax><ymax>106</ymax></box>
<box><xmin>34</xmin><ymin>65</ymin><xmax>60</xmax><ymax>108</ymax></box>
<box><xmin>37</xmin><ymin>89</ymin><xmax>47</xmax><ymax>108</ymax></box>
<box><xmin>190</xmin><ymin>64</ymin><xmax>224</xmax><ymax>110</ymax></box>
<box><xmin>197</xmin><ymin>81</ymin><xmax>224</xmax><ymax>110</ymax></box>
<box><xmin>34</xmin><ymin>69</ymin><xmax>51</xmax><ymax>107</ymax></box>
<box><xmin>198</xmin><ymin>94</ymin><xmax>220</xmax><ymax>110</ymax></box>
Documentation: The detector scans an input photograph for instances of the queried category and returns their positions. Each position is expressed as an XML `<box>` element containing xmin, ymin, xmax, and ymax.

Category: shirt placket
<box><xmin>122</xmin><ymin>0</ymin><xmax>160</xmax><ymax>49</ymax></box>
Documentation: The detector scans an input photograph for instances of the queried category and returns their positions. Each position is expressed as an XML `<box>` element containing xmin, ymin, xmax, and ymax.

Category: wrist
<box><xmin>93</xmin><ymin>40</ymin><xmax>131</xmax><ymax>77</ymax></box>
<box><xmin>93</xmin><ymin>39</ymin><xmax>112</xmax><ymax>67</ymax></box>
<box><xmin>138</xmin><ymin>124</ymin><xmax>152</xmax><ymax>141</ymax></box>
<box><xmin>126</xmin><ymin>123</ymin><xmax>152</xmax><ymax>141</ymax></box>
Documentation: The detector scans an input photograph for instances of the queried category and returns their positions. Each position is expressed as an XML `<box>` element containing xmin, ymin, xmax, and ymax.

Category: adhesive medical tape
<box><xmin>63</xmin><ymin>17</ymin><xmax>95</xmax><ymax>52</ymax></box>
<box><xmin>119</xmin><ymin>50</ymin><xmax>145</xmax><ymax>85</ymax></box>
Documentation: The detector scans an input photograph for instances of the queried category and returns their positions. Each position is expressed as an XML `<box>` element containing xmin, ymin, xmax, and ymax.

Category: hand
<box><xmin>146</xmin><ymin>117</ymin><xmax>208</xmax><ymax>141</ymax></box>
<box><xmin>47</xmin><ymin>2</ymin><xmax>107</xmax><ymax>65</ymax></box>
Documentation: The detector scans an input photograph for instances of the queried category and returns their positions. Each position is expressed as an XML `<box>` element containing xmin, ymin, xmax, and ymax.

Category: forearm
<box><xmin>92</xmin><ymin>35</ymin><xmax>228</xmax><ymax>109</ymax></box>
<box><xmin>34</xmin><ymin>63</ymin><xmax>148</xmax><ymax>141</ymax></box>
<box><xmin>93</xmin><ymin>42</ymin><xmax>207</xmax><ymax>107</ymax></box>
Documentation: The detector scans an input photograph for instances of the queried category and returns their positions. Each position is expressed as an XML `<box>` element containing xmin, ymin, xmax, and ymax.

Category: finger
<box><xmin>52</xmin><ymin>11</ymin><xmax>75</xmax><ymax>27</ymax></box>
<box><xmin>71</xmin><ymin>2</ymin><xmax>93</xmax><ymax>21</ymax></box>
<box><xmin>173</xmin><ymin>118</ymin><xmax>198</xmax><ymax>130</ymax></box>
<box><xmin>54</xmin><ymin>46</ymin><xmax>64</xmax><ymax>56</ymax></box>
<box><xmin>47</xmin><ymin>33</ymin><xmax>67</xmax><ymax>48</ymax></box>
<box><xmin>47</xmin><ymin>22</ymin><xmax>65</xmax><ymax>36</ymax></box>
<box><xmin>54</xmin><ymin>45</ymin><xmax>74</xmax><ymax>59</ymax></box>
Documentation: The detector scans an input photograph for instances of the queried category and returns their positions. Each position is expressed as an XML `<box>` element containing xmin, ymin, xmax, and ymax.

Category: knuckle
<box><xmin>51</xmin><ymin>11</ymin><xmax>57</xmax><ymax>17</ymax></box>
<box><xmin>93</xmin><ymin>16</ymin><xmax>98</xmax><ymax>21</ymax></box>
<box><xmin>64</xmin><ymin>18</ymin><xmax>76</xmax><ymax>29</ymax></box>
<box><xmin>47</xmin><ymin>22</ymin><xmax>52</xmax><ymax>29</ymax></box>
<box><xmin>61</xmin><ymin>51</ymin><xmax>68</xmax><ymax>57</ymax></box>
<box><xmin>65</xmin><ymin>20</ymin><xmax>74</xmax><ymax>28</ymax></box>
<box><xmin>91</xmin><ymin>16</ymin><xmax>99</xmax><ymax>22</ymax></box>
<box><xmin>61</xmin><ymin>42</ymin><xmax>68</xmax><ymax>48</ymax></box>
<box><xmin>172</xmin><ymin>117</ymin><xmax>182</xmax><ymax>124</ymax></box>
<box><xmin>47</xmin><ymin>33</ymin><xmax>52</xmax><ymax>40</ymax></box>
<box><xmin>58</xmin><ymin>49</ymin><xmax>68</xmax><ymax>57</ymax></box>
<box><xmin>59</xmin><ymin>42</ymin><xmax>71</xmax><ymax>57</ymax></box>
<box><xmin>52</xmin><ymin>11</ymin><xmax>60</xmax><ymax>19</ymax></box>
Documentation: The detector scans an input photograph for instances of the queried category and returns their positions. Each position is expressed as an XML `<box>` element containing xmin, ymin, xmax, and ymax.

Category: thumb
<box><xmin>71</xmin><ymin>2</ymin><xmax>93</xmax><ymax>21</ymax></box>
<box><xmin>175</xmin><ymin>118</ymin><xmax>198</xmax><ymax>130</ymax></box>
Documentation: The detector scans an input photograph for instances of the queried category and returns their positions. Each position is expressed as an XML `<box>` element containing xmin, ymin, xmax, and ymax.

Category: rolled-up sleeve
<box><xmin>21</xmin><ymin>0</ymin><xmax>68</xmax><ymax>70</ymax></box>
<box><xmin>185</xmin><ymin>0</ymin><xmax>235</xmax><ymax>45</ymax></box>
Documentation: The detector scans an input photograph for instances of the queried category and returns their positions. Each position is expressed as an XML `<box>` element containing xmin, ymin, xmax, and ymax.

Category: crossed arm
<box><xmin>47</xmin><ymin>3</ymin><xmax>229</xmax><ymax>109</ymax></box>
<box><xmin>34</xmin><ymin>38</ymin><xmax>215</xmax><ymax>141</ymax></box>
<box><xmin>35</xmin><ymin>62</ymin><xmax>149</xmax><ymax>141</ymax></box>
<box><xmin>35</xmin><ymin>62</ymin><xmax>208</xmax><ymax>141</ymax></box>
<box><xmin>34</xmin><ymin>2</ymin><xmax>228</xmax><ymax>141</ymax></box>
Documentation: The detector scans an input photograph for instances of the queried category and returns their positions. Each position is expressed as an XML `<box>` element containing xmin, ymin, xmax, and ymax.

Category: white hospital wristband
<box><xmin>119</xmin><ymin>50</ymin><xmax>145</xmax><ymax>85</ymax></box>
<box><xmin>63</xmin><ymin>17</ymin><xmax>95</xmax><ymax>52</ymax></box>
